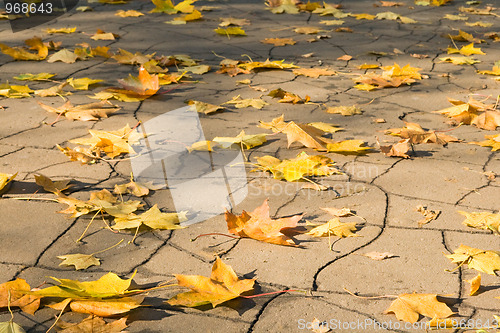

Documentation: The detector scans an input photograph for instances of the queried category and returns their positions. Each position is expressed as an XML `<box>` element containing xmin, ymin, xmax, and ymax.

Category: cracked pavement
<box><xmin>0</xmin><ymin>0</ymin><xmax>499</xmax><ymax>332</ymax></box>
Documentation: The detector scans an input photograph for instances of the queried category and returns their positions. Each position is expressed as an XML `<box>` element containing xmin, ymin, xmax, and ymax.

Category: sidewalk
<box><xmin>0</xmin><ymin>0</ymin><xmax>499</xmax><ymax>332</ymax></box>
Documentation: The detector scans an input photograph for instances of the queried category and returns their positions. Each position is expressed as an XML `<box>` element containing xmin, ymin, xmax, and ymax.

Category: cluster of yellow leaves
<box><xmin>268</xmin><ymin>88</ymin><xmax>310</xmax><ymax>104</ymax></box>
<box><xmin>58</xmin><ymin>124</ymin><xmax>143</xmax><ymax>164</ymax></box>
<box><xmin>255</xmin><ymin>152</ymin><xmax>340</xmax><ymax>182</ymax></box>
<box><xmin>354</xmin><ymin>63</ymin><xmax>423</xmax><ymax>91</ymax></box>
<box><xmin>0</xmin><ymin>37</ymin><xmax>48</xmax><ymax>61</ymax></box>
<box><xmin>223</xmin><ymin>95</ymin><xmax>269</xmax><ymax>109</ymax></box>
<box><xmin>415</xmin><ymin>0</ymin><xmax>452</xmax><ymax>6</ymax></box>
<box><xmin>433</xmin><ymin>97</ymin><xmax>500</xmax><ymax>130</ymax></box>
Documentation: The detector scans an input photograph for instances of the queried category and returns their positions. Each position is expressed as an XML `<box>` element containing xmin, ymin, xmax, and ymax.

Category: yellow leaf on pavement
<box><xmin>115</xmin><ymin>9</ymin><xmax>144</xmax><ymax>17</ymax></box>
<box><xmin>57</xmin><ymin>253</ymin><xmax>101</xmax><ymax>270</ymax></box>
<box><xmin>466</xmin><ymin>273</ymin><xmax>481</xmax><ymax>296</ymax></box>
<box><xmin>384</xmin><ymin>293</ymin><xmax>454</xmax><ymax>323</ymax></box>
<box><xmin>213</xmin><ymin>130</ymin><xmax>267</xmax><ymax>149</ymax></box>
<box><xmin>223</xmin><ymin>95</ymin><xmax>269</xmax><ymax>109</ymax></box>
<box><xmin>445</xmin><ymin>244</ymin><xmax>500</xmax><ymax>275</ymax></box>
<box><xmin>168</xmin><ymin>257</ymin><xmax>255</xmax><ymax>307</ymax></box>
<box><xmin>67</xmin><ymin>77</ymin><xmax>103</xmax><ymax>90</ymax></box>
<box><xmin>306</xmin><ymin>218</ymin><xmax>359</xmax><ymax>237</ymax></box>
<box><xmin>459</xmin><ymin>211</ymin><xmax>500</xmax><ymax>234</ymax></box>
<box><xmin>447</xmin><ymin>43</ymin><xmax>485</xmax><ymax>56</ymax></box>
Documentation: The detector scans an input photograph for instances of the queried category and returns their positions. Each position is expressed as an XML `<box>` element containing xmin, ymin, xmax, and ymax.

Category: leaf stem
<box><xmin>45</xmin><ymin>298</ymin><xmax>70</xmax><ymax>333</ymax></box>
<box><xmin>76</xmin><ymin>209</ymin><xmax>101</xmax><ymax>242</ymax></box>
<box><xmin>90</xmin><ymin>239</ymin><xmax>124</xmax><ymax>256</ymax></box>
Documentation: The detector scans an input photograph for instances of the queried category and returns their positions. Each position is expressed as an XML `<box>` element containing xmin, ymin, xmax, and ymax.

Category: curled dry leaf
<box><xmin>378</xmin><ymin>138</ymin><xmax>410</xmax><ymax>158</ymax></box>
<box><xmin>466</xmin><ymin>273</ymin><xmax>481</xmax><ymax>296</ymax></box>
<box><xmin>259</xmin><ymin>115</ymin><xmax>326</xmax><ymax>150</ymax></box>
<box><xmin>34</xmin><ymin>174</ymin><xmax>73</xmax><ymax>194</ymax></box>
<box><xmin>0</xmin><ymin>172</ymin><xmax>17</xmax><ymax>193</ymax></box>
<box><xmin>0</xmin><ymin>37</ymin><xmax>48</xmax><ymax>60</ymax></box>
<box><xmin>0</xmin><ymin>279</ymin><xmax>40</xmax><ymax>315</ymax></box>
<box><xmin>38</xmin><ymin>100</ymin><xmax>120</xmax><ymax>121</ymax></box>
<box><xmin>225</xmin><ymin>199</ymin><xmax>303</xmax><ymax>246</ymax></box>
<box><xmin>415</xmin><ymin>205</ymin><xmax>441</xmax><ymax>227</ymax></box>
<box><xmin>384</xmin><ymin>293</ymin><xmax>454</xmax><ymax>323</ymax></box>
<box><xmin>385</xmin><ymin>121</ymin><xmax>460</xmax><ymax>145</ymax></box>
<box><xmin>268</xmin><ymin>88</ymin><xmax>310</xmax><ymax>104</ymax></box>
<box><xmin>57</xmin><ymin>145</ymin><xmax>99</xmax><ymax>164</ymax></box>
<box><xmin>167</xmin><ymin>257</ymin><xmax>255</xmax><ymax>307</ymax></box>
<box><xmin>34</xmin><ymin>82</ymin><xmax>70</xmax><ymax>97</ymax></box>
<box><xmin>186</xmin><ymin>100</ymin><xmax>224</xmax><ymax>114</ymax></box>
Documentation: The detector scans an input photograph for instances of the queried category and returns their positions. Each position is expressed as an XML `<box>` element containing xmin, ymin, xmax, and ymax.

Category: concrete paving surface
<box><xmin>0</xmin><ymin>0</ymin><xmax>499</xmax><ymax>332</ymax></box>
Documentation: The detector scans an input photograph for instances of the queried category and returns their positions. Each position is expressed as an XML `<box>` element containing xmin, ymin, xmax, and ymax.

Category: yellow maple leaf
<box><xmin>214</xmin><ymin>27</ymin><xmax>246</xmax><ymax>36</ymax></box>
<box><xmin>168</xmin><ymin>257</ymin><xmax>255</xmax><ymax>307</ymax></box>
<box><xmin>470</xmin><ymin>133</ymin><xmax>500</xmax><ymax>151</ymax></box>
<box><xmin>223</xmin><ymin>95</ymin><xmax>268</xmax><ymax>109</ymax></box>
<box><xmin>445</xmin><ymin>244</ymin><xmax>500</xmax><ymax>275</ymax></box>
<box><xmin>321</xmin><ymin>139</ymin><xmax>372</xmax><ymax>155</ymax></box>
<box><xmin>459</xmin><ymin>211</ymin><xmax>500</xmax><ymax>234</ymax></box>
<box><xmin>293</xmin><ymin>67</ymin><xmax>336</xmax><ymax>78</ymax></box>
<box><xmin>115</xmin><ymin>9</ymin><xmax>144</xmax><ymax>17</ymax></box>
<box><xmin>260</xmin><ymin>37</ymin><xmax>296</xmax><ymax>46</ymax></box>
<box><xmin>213</xmin><ymin>130</ymin><xmax>267</xmax><ymax>149</ymax></box>
<box><xmin>0</xmin><ymin>37</ymin><xmax>48</xmax><ymax>60</ymax></box>
<box><xmin>306</xmin><ymin>217</ymin><xmax>359</xmax><ymax>237</ymax></box>
<box><xmin>45</xmin><ymin>27</ymin><xmax>76</xmax><ymax>34</ymax></box>
<box><xmin>384</xmin><ymin>293</ymin><xmax>454</xmax><ymax>323</ymax></box>
<box><xmin>255</xmin><ymin>151</ymin><xmax>339</xmax><ymax>182</ymax></box>
<box><xmin>447</xmin><ymin>43</ymin><xmax>485</xmax><ymax>56</ymax></box>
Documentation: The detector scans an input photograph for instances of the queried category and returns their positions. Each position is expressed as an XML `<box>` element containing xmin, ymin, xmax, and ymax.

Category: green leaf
<box><xmin>0</xmin><ymin>321</ymin><xmax>26</xmax><ymax>333</ymax></box>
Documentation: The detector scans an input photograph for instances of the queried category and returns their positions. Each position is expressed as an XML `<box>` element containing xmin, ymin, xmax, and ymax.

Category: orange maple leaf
<box><xmin>225</xmin><ymin>199</ymin><xmax>303</xmax><ymax>246</ymax></box>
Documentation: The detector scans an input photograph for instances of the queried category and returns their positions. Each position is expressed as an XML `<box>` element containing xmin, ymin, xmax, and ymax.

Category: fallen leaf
<box><xmin>379</xmin><ymin>1</ymin><xmax>404</xmax><ymax>6</ymax></box>
<box><xmin>448</xmin><ymin>29</ymin><xmax>483</xmax><ymax>43</ymax></box>
<box><xmin>267</xmin><ymin>0</ymin><xmax>300</xmax><ymax>14</ymax></box>
<box><xmin>112</xmin><ymin>204</ymin><xmax>186</xmax><ymax>230</ymax></box>
<box><xmin>259</xmin><ymin>115</ymin><xmax>326</xmax><ymax>150</ymax></box>
<box><xmin>45</xmin><ymin>27</ymin><xmax>76</xmax><ymax>34</ymax></box>
<box><xmin>219</xmin><ymin>17</ymin><xmax>250</xmax><ymax>26</ymax></box>
<box><xmin>466</xmin><ymin>21</ymin><xmax>493</xmax><ymax>27</ymax></box>
<box><xmin>354</xmin><ymin>13</ymin><xmax>375</xmax><ymax>20</ymax></box>
<box><xmin>337</xmin><ymin>54</ymin><xmax>352</xmax><ymax>61</ymax></box>
<box><xmin>441</xmin><ymin>56</ymin><xmax>481</xmax><ymax>65</ymax></box>
<box><xmin>255</xmin><ymin>151</ymin><xmax>339</xmax><ymax>182</ymax></box>
<box><xmin>469</xmin><ymin>133</ymin><xmax>500</xmax><ymax>151</ymax></box>
<box><xmin>214</xmin><ymin>27</ymin><xmax>246</xmax><ymax>36</ymax></box>
<box><xmin>384</xmin><ymin>293</ymin><xmax>454</xmax><ymax>323</ymax></box>
<box><xmin>115</xmin><ymin>9</ymin><xmax>143</xmax><ymax>17</ymax></box>
<box><xmin>34</xmin><ymin>82</ymin><xmax>71</xmax><ymax>97</ymax></box>
<box><xmin>13</xmin><ymin>73</ymin><xmax>55</xmax><ymax>81</ymax></box>
<box><xmin>321</xmin><ymin>207</ymin><xmax>355</xmax><ymax>217</ymax></box>
<box><xmin>307</xmin><ymin>122</ymin><xmax>343</xmax><ymax>133</ymax></box>
<box><xmin>0</xmin><ymin>37</ymin><xmax>48</xmax><ymax>60</ymax></box>
<box><xmin>113</xmin><ymin>176</ymin><xmax>154</xmax><ymax>197</ymax></box>
<box><xmin>459</xmin><ymin>211</ymin><xmax>500</xmax><ymax>234</ymax></box>
<box><xmin>57</xmin><ymin>316</ymin><xmax>127</xmax><ymax>333</ymax></box>
<box><xmin>168</xmin><ymin>257</ymin><xmax>255</xmax><ymax>307</ymax></box>
<box><xmin>362</xmin><ymin>252</ymin><xmax>397</xmax><ymax>260</ymax></box>
<box><xmin>225</xmin><ymin>199</ymin><xmax>303</xmax><ymax>246</ymax></box>
<box><xmin>293</xmin><ymin>67</ymin><xmax>336</xmax><ymax>78</ymax></box>
<box><xmin>57</xmin><ymin>253</ymin><xmax>101</xmax><ymax>270</ymax></box>
<box><xmin>112</xmin><ymin>48</ymin><xmax>153</xmax><ymax>65</ymax></box>
<box><xmin>321</xmin><ymin>139</ymin><xmax>373</xmax><ymax>155</ymax></box>
<box><xmin>445</xmin><ymin>244</ymin><xmax>500</xmax><ymax>275</ymax></box>
<box><xmin>57</xmin><ymin>145</ymin><xmax>99</xmax><ymax>164</ymax></box>
<box><xmin>319</xmin><ymin>19</ymin><xmax>344</xmax><ymax>25</ymax></box>
<box><xmin>471</xmin><ymin>110</ymin><xmax>500</xmax><ymax>130</ymax></box>
<box><xmin>186</xmin><ymin>100</ymin><xmax>224</xmax><ymax>114</ymax></box>
<box><xmin>0</xmin><ymin>279</ymin><xmax>40</xmax><ymax>315</ymax></box>
<box><xmin>181</xmin><ymin>64</ymin><xmax>210</xmax><ymax>74</ymax></box>
<box><xmin>466</xmin><ymin>273</ymin><xmax>481</xmax><ymax>296</ymax></box>
<box><xmin>325</xmin><ymin>105</ymin><xmax>362</xmax><ymax>116</ymax></box>
<box><xmin>238</xmin><ymin>59</ymin><xmax>298</xmax><ymax>71</ymax></box>
<box><xmin>335</xmin><ymin>27</ymin><xmax>353</xmax><ymax>33</ymax></box>
<box><xmin>268</xmin><ymin>88</ymin><xmax>310</xmax><ymax>104</ymax></box>
<box><xmin>415</xmin><ymin>205</ymin><xmax>441</xmax><ymax>227</ymax></box>
<box><xmin>379</xmin><ymin>138</ymin><xmax>411</xmax><ymax>158</ymax></box>
<box><xmin>478</xmin><ymin>65</ymin><xmax>500</xmax><ymax>76</ymax></box>
<box><xmin>294</xmin><ymin>26</ymin><xmax>320</xmax><ymax>34</ymax></box>
<box><xmin>0</xmin><ymin>173</ymin><xmax>17</xmax><ymax>192</ymax></box>
<box><xmin>261</xmin><ymin>37</ymin><xmax>296</xmax><ymax>46</ymax></box>
<box><xmin>113</xmin><ymin>66</ymin><xmax>159</xmax><ymax>99</ymax></box>
<box><xmin>213</xmin><ymin>130</ymin><xmax>267</xmax><ymax>149</ymax></box>
<box><xmin>447</xmin><ymin>43</ymin><xmax>485</xmax><ymax>56</ymax></box>
<box><xmin>306</xmin><ymin>217</ymin><xmax>359</xmax><ymax>238</ymax></box>
<box><xmin>0</xmin><ymin>84</ymin><xmax>33</xmax><ymax>98</ymax></box>
<box><xmin>385</xmin><ymin>122</ymin><xmax>460</xmax><ymax>145</ymax></box>
<box><xmin>223</xmin><ymin>95</ymin><xmax>269</xmax><ymax>109</ymax></box>
<box><xmin>67</xmin><ymin>77</ymin><xmax>103</xmax><ymax>90</ymax></box>
<box><xmin>0</xmin><ymin>321</ymin><xmax>26</xmax><ymax>333</ymax></box>
<box><xmin>47</xmin><ymin>49</ymin><xmax>79</xmax><ymax>64</ymax></box>
<box><xmin>415</xmin><ymin>0</ymin><xmax>452</xmax><ymax>5</ymax></box>
<box><xmin>34</xmin><ymin>174</ymin><xmax>73</xmax><ymax>194</ymax></box>
<box><xmin>38</xmin><ymin>100</ymin><xmax>120</xmax><ymax>121</ymax></box>
<box><xmin>69</xmin><ymin>124</ymin><xmax>143</xmax><ymax>158</ymax></box>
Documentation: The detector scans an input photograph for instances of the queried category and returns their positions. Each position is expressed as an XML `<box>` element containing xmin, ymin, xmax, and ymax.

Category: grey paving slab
<box><xmin>0</xmin><ymin>0</ymin><xmax>499</xmax><ymax>332</ymax></box>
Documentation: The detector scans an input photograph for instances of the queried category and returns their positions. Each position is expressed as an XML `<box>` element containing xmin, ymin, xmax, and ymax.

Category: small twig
<box><xmin>191</xmin><ymin>233</ymin><xmax>240</xmax><ymax>242</ymax></box>
<box><xmin>343</xmin><ymin>287</ymin><xmax>397</xmax><ymax>299</ymax></box>
<box><xmin>45</xmin><ymin>298</ymin><xmax>70</xmax><ymax>333</ymax></box>
<box><xmin>76</xmin><ymin>209</ymin><xmax>101</xmax><ymax>243</ymax></box>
